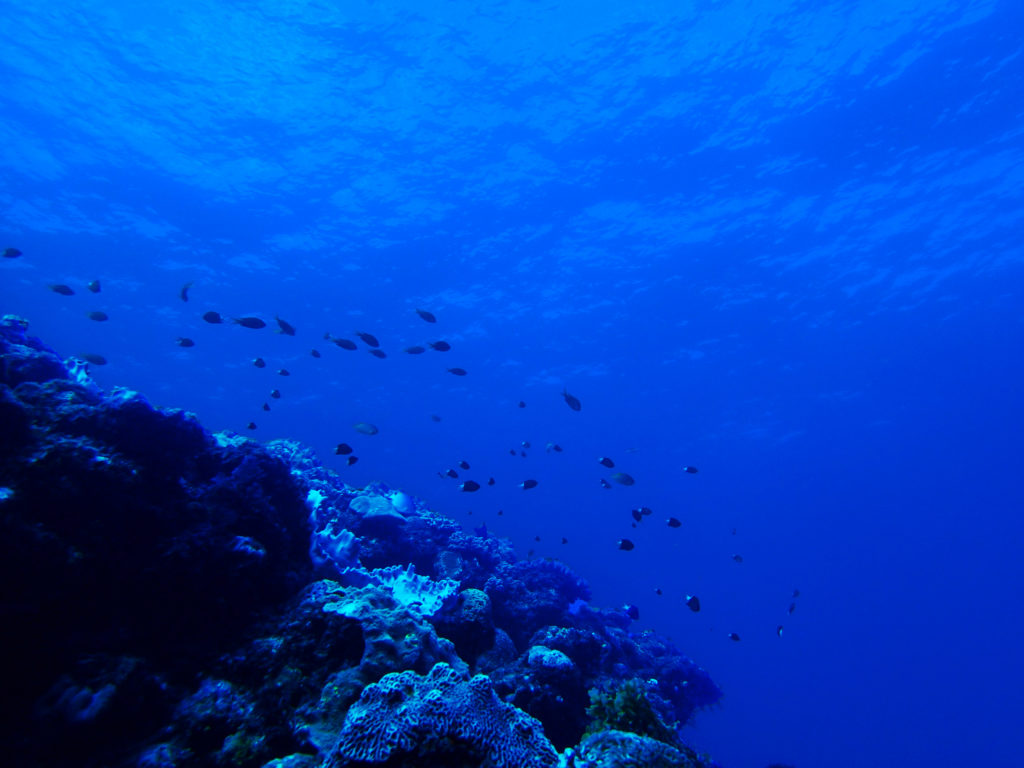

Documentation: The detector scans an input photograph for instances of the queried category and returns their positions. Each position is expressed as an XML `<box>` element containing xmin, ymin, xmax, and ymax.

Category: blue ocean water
<box><xmin>2</xmin><ymin>0</ymin><xmax>1022</xmax><ymax>765</ymax></box>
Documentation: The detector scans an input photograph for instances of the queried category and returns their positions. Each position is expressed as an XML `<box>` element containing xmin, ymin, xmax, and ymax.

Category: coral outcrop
<box><xmin>0</xmin><ymin>315</ymin><xmax>722</xmax><ymax>768</ymax></box>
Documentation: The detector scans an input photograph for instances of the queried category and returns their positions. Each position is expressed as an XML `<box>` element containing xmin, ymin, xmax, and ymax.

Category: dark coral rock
<box><xmin>485</xmin><ymin>559</ymin><xmax>592</xmax><ymax>649</ymax></box>
<box><xmin>513</xmin><ymin>645</ymin><xmax>588</xmax><ymax>750</ymax></box>
<box><xmin>575</xmin><ymin>729</ymin><xmax>718</xmax><ymax>768</ymax></box>
<box><xmin>433</xmin><ymin>587</ymin><xmax>497</xmax><ymax>664</ymax></box>
<box><xmin>327</xmin><ymin>662</ymin><xmax>558</xmax><ymax>768</ymax></box>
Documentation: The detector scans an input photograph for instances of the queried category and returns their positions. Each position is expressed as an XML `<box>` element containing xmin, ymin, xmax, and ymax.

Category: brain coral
<box><xmin>327</xmin><ymin>662</ymin><xmax>558</xmax><ymax>768</ymax></box>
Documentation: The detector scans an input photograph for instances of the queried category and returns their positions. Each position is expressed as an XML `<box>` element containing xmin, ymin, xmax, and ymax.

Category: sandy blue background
<box><xmin>2</xmin><ymin>1</ymin><xmax>1023</xmax><ymax>765</ymax></box>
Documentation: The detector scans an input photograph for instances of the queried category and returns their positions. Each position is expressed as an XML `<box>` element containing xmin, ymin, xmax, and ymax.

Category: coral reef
<box><xmin>0</xmin><ymin>316</ymin><xmax>722</xmax><ymax>768</ymax></box>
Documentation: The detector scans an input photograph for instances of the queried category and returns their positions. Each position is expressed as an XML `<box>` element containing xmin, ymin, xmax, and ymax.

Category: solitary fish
<box><xmin>275</xmin><ymin>316</ymin><xmax>297</xmax><ymax>336</ymax></box>
<box><xmin>611</xmin><ymin>472</ymin><xmax>635</xmax><ymax>486</ymax></box>
<box><xmin>598</xmin><ymin>457</ymin><xmax>615</xmax><ymax>468</ymax></box>
<box><xmin>355</xmin><ymin>331</ymin><xmax>380</xmax><ymax>347</ymax></box>
<box><xmin>404</xmin><ymin>345</ymin><xmax>426</xmax><ymax>354</ymax></box>
<box><xmin>247</xmin><ymin>422</ymin><xmax>257</xmax><ymax>430</ymax></box>
<box><xmin>458</xmin><ymin>460</ymin><xmax>470</xmax><ymax>470</ymax></box>
<box><xmin>685</xmin><ymin>594</ymin><xmax>701</xmax><ymax>612</ymax></box>
<box><xmin>233</xmin><ymin>316</ymin><xmax>266</xmax><ymax>329</ymax></box>
<box><xmin>311</xmin><ymin>349</ymin><xmax>321</xmax><ymax>358</ymax></box>
<box><xmin>347</xmin><ymin>456</ymin><xmax>359</xmax><ymax>466</ymax></box>
<box><xmin>487</xmin><ymin>477</ymin><xmax>495</xmax><ymax>486</ymax></box>
<box><xmin>180</xmin><ymin>281</ymin><xmax>193</xmax><ymax>302</ymax></box>
<box><xmin>3</xmin><ymin>247</ymin><xmax>21</xmax><ymax>258</ymax></box>
<box><xmin>617</xmin><ymin>538</ymin><xmax>635</xmax><ymax>551</ymax></box>
<box><xmin>667</xmin><ymin>517</ymin><xmax>682</xmax><ymax>528</ymax></box>
<box><xmin>203</xmin><ymin>311</ymin><xmax>223</xmax><ymax>324</ymax></box>
<box><xmin>80</xmin><ymin>353</ymin><xmax>107</xmax><ymax>365</ymax></box>
<box><xmin>520</xmin><ymin>479</ymin><xmax>538</xmax><ymax>490</ymax></box>
<box><xmin>369</xmin><ymin>349</ymin><xmax>387</xmax><ymax>359</ymax></box>
<box><xmin>262</xmin><ymin>403</ymin><xmax>270</xmax><ymax>411</ymax></box>
<box><xmin>562</xmin><ymin>388</ymin><xmax>581</xmax><ymax>411</ymax></box>
<box><xmin>270</xmin><ymin>389</ymin><xmax>281</xmax><ymax>399</ymax></box>
<box><xmin>353</xmin><ymin>422</ymin><xmax>379</xmax><ymax>435</ymax></box>
<box><xmin>176</xmin><ymin>337</ymin><xmax>195</xmax><ymax>347</ymax></box>
<box><xmin>599</xmin><ymin>478</ymin><xmax>612</xmax><ymax>489</ymax></box>
<box><xmin>429</xmin><ymin>340</ymin><xmax>451</xmax><ymax>351</ymax></box>
<box><xmin>777</xmin><ymin>625</ymin><xmax>784</xmax><ymax>638</ymax></box>
<box><xmin>787</xmin><ymin>603</ymin><xmax>796</xmax><ymax>615</ymax></box>
<box><xmin>49</xmin><ymin>284</ymin><xmax>74</xmax><ymax>296</ymax></box>
<box><xmin>792</xmin><ymin>588</ymin><xmax>801</xmax><ymax>598</ymax></box>
<box><xmin>447</xmin><ymin>367</ymin><xmax>467</xmax><ymax>376</ymax></box>
<box><xmin>731</xmin><ymin>554</ymin><xmax>743</xmax><ymax>563</ymax></box>
<box><xmin>87</xmin><ymin>311</ymin><xmax>109</xmax><ymax>322</ymax></box>
<box><xmin>518</xmin><ymin>401</ymin><xmax>526</xmax><ymax>408</ymax></box>
<box><xmin>727</xmin><ymin>633</ymin><xmax>741</xmax><ymax>642</ymax></box>
<box><xmin>682</xmin><ymin>466</ymin><xmax>699</xmax><ymax>474</ymax></box>
<box><xmin>253</xmin><ymin>357</ymin><xmax>266</xmax><ymax>368</ymax></box>
<box><xmin>332</xmin><ymin>336</ymin><xmax>358</xmax><ymax>350</ymax></box>
<box><xmin>441</xmin><ymin>468</ymin><xmax>459</xmax><ymax>479</ymax></box>
<box><xmin>546</xmin><ymin>443</ymin><xmax>562</xmax><ymax>453</ymax></box>
<box><xmin>335</xmin><ymin>443</ymin><xmax>353</xmax><ymax>455</ymax></box>
<box><xmin>631</xmin><ymin>509</ymin><xmax>643</xmax><ymax>523</ymax></box>
<box><xmin>416</xmin><ymin>308</ymin><xmax>437</xmax><ymax>323</ymax></box>
<box><xmin>459</xmin><ymin>480</ymin><xmax>481</xmax><ymax>492</ymax></box>
<box><xmin>87</xmin><ymin>280</ymin><xmax>101</xmax><ymax>293</ymax></box>
<box><xmin>277</xmin><ymin>368</ymin><xmax>290</xmax><ymax>376</ymax></box>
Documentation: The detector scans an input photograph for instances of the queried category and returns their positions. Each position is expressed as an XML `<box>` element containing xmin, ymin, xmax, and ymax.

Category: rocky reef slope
<box><xmin>0</xmin><ymin>315</ymin><xmax>721</xmax><ymax>768</ymax></box>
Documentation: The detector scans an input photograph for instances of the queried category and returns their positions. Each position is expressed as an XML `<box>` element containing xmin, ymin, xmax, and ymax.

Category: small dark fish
<box><xmin>732</xmin><ymin>554</ymin><xmax>743</xmax><ymax>563</ymax></box>
<box><xmin>682</xmin><ymin>466</ymin><xmax>699</xmax><ymax>474</ymax></box>
<box><xmin>49</xmin><ymin>284</ymin><xmax>74</xmax><ymax>296</ymax></box>
<box><xmin>458</xmin><ymin>460</ymin><xmax>470</xmax><ymax>470</ymax></box>
<box><xmin>520</xmin><ymin>479</ymin><xmax>538</xmax><ymax>490</ymax></box>
<box><xmin>326</xmin><ymin>333</ymin><xmax>358</xmax><ymax>350</ymax></box>
<box><xmin>600</xmin><ymin>478</ymin><xmax>612</xmax><ymax>489</ymax></box>
<box><xmin>787</xmin><ymin>603</ymin><xmax>796</xmax><ymax>615</ymax></box>
<box><xmin>80</xmin><ymin>353</ymin><xmax>107</xmax><ymax>365</ymax></box>
<box><xmin>277</xmin><ymin>368</ymin><xmax>290</xmax><ymax>376</ymax></box>
<box><xmin>562</xmin><ymin>388</ymin><xmax>581</xmax><ymax>411</ymax></box>
<box><xmin>335</xmin><ymin>443</ymin><xmax>353</xmax><ymax>455</ymax></box>
<box><xmin>180</xmin><ymin>281</ymin><xmax>193</xmax><ymax>302</ymax></box>
<box><xmin>429</xmin><ymin>340</ymin><xmax>451</xmax><ymax>351</ymax></box>
<box><xmin>617</xmin><ymin>538</ymin><xmax>635</xmax><ymax>551</ymax></box>
<box><xmin>636</xmin><ymin>507</ymin><xmax>653</xmax><ymax>517</ymax></box>
<box><xmin>311</xmin><ymin>349</ymin><xmax>321</xmax><ymax>358</ymax></box>
<box><xmin>519</xmin><ymin>450</ymin><xmax>527</xmax><ymax>457</ymax></box>
<box><xmin>685</xmin><ymin>595</ymin><xmax>701</xmax><ymax>612</ymax></box>
<box><xmin>353</xmin><ymin>422</ymin><xmax>379</xmax><ymax>435</ymax></box>
<box><xmin>87</xmin><ymin>311</ymin><xmax>108</xmax><ymax>322</ymax></box>
<box><xmin>561</xmin><ymin>537</ymin><xmax>568</xmax><ymax>544</ymax></box>
<box><xmin>253</xmin><ymin>357</ymin><xmax>266</xmax><ymax>368</ymax></box>
<box><xmin>792</xmin><ymin>588</ymin><xmax>801</xmax><ymax>598</ymax></box>
<box><xmin>87</xmin><ymin>280</ymin><xmax>101</xmax><ymax>293</ymax></box>
<box><xmin>270</xmin><ymin>389</ymin><xmax>281</xmax><ymax>399</ymax></box>
<box><xmin>518</xmin><ymin>401</ymin><xmax>526</xmax><ymax>408</ymax></box>
<box><xmin>655</xmin><ymin>588</ymin><xmax>662</xmax><ymax>596</ymax></box>
<box><xmin>731</xmin><ymin>527</ymin><xmax>737</xmax><ymax>535</ymax></box>
<box><xmin>275</xmin><ymin>316</ymin><xmax>297</xmax><ymax>336</ymax></box>
<box><xmin>487</xmin><ymin>477</ymin><xmax>495</xmax><ymax>486</ymax></box>
<box><xmin>176</xmin><ymin>337</ymin><xmax>195</xmax><ymax>347</ymax></box>
<box><xmin>203</xmin><ymin>311</ymin><xmax>223</xmax><ymax>324</ymax></box>
<box><xmin>611</xmin><ymin>472</ymin><xmax>635</xmax><ymax>486</ymax></box>
<box><xmin>447</xmin><ymin>367</ymin><xmax>467</xmax><ymax>376</ymax></box>
<box><xmin>355</xmin><ymin>331</ymin><xmax>380</xmax><ymax>348</ymax></box>
<box><xmin>460</xmin><ymin>480</ymin><xmax>481</xmax><ymax>492</ymax></box>
<box><xmin>347</xmin><ymin>455</ymin><xmax>359</xmax><ymax>466</ymax></box>
<box><xmin>631</xmin><ymin>509</ymin><xmax>643</xmax><ymax>523</ymax></box>
<box><xmin>546</xmin><ymin>443</ymin><xmax>562</xmax><ymax>453</ymax></box>
<box><xmin>509</xmin><ymin>449</ymin><xmax>516</xmax><ymax>456</ymax></box>
<box><xmin>623</xmin><ymin>604</ymin><xmax>640</xmax><ymax>621</ymax></box>
<box><xmin>247</xmin><ymin>422</ymin><xmax>257</xmax><ymax>430</ymax></box>
<box><xmin>431</xmin><ymin>414</ymin><xmax>442</xmax><ymax>422</ymax></box>
<box><xmin>777</xmin><ymin>625</ymin><xmax>784</xmax><ymax>638</ymax></box>
<box><xmin>667</xmin><ymin>517</ymin><xmax>682</xmax><ymax>528</ymax></box>
<box><xmin>497</xmin><ymin>508</ymin><xmax>503</xmax><ymax>515</ymax></box>
<box><xmin>404</xmin><ymin>345</ymin><xmax>426</xmax><ymax>354</ymax></box>
<box><xmin>3</xmin><ymin>247</ymin><xmax>22</xmax><ymax>258</ymax></box>
<box><xmin>598</xmin><ymin>457</ymin><xmax>615</xmax><ymax>468</ymax></box>
<box><xmin>368</xmin><ymin>349</ymin><xmax>387</xmax><ymax>359</ymax></box>
<box><xmin>534</xmin><ymin>535</ymin><xmax>541</xmax><ymax>542</ymax></box>
<box><xmin>727</xmin><ymin>633</ymin><xmax>741</xmax><ymax>642</ymax></box>
<box><xmin>415</xmin><ymin>308</ymin><xmax>437</xmax><ymax>323</ymax></box>
<box><xmin>521</xmin><ymin>441</ymin><xmax>531</xmax><ymax>449</ymax></box>
<box><xmin>233</xmin><ymin>316</ymin><xmax>266</xmax><ymax>329</ymax></box>
<box><xmin>442</xmin><ymin>468</ymin><xmax>459</xmax><ymax>478</ymax></box>
<box><xmin>262</xmin><ymin>403</ymin><xmax>270</xmax><ymax>411</ymax></box>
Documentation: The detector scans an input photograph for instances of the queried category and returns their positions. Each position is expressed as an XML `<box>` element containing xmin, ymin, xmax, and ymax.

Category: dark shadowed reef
<box><xmin>0</xmin><ymin>313</ymin><xmax>722</xmax><ymax>768</ymax></box>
